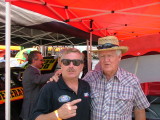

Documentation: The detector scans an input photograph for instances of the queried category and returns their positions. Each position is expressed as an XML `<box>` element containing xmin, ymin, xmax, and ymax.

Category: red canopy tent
<box><xmin>8</xmin><ymin>0</ymin><xmax>160</xmax><ymax>55</ymax></box>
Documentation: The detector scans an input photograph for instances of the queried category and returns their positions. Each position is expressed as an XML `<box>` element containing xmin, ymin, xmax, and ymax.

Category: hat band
<box><xmin>97</xmin><ymin>43</ymin><xmax>119</xmax><ymax>50</ymax></box>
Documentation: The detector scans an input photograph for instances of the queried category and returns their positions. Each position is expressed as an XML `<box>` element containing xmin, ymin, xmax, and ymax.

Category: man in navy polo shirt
<box><xmin>31</xmin><ymin>48</ymin><xmax>90</xmax><ymax>120</ymax></box>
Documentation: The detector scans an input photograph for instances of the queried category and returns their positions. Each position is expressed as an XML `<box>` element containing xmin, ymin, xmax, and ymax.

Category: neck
<box><xmin>63</xmin><ymin>77</ymin><xmax>79</xmax><ymax>94</ymax></box>
<box><xmin>105</xmin><ymin>73</ymin><xmax>114</xmax><ymax>80</ymax></box>
<box><xmin>104</xmin><ymin>69</ymin><xmax>117</xmax><ymax>80</ymax></box>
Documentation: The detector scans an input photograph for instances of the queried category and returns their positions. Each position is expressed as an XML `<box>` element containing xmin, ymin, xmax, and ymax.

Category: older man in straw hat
<box><xmin>83</xmin><ymin>36</ymin><xmax>150</xmax><ymax>120</ymax></box>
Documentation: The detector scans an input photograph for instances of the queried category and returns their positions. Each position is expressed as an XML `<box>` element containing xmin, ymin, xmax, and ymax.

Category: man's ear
<box><xmin>118</xmin><ymin>54</ymin><xmax>122</xmax><ymax>61</ymax></box>
<box><xmin>32</xmin><ymin>59</ymin><xmax>35</xmax><ymax>64</ymax></box>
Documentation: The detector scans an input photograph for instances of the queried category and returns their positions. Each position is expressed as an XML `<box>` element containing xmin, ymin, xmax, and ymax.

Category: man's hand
<box><xmin>48</xmin><ymin>69</ymin><xmax>62</xmax><ymax>83</ymax></box>
<box><xmin>57</xmin><ymin>99</ymin><xmax>81</xmax><ymax>119</ymax></box>
<box><xmin>35</xmin><ymin>99</ymin><xmax>81</xmax><ymax>120</ymax></box>
<box><xmin>134</xmin><ymin>108</ymin><xmax>146</xmax><ymax>120</ymax></box>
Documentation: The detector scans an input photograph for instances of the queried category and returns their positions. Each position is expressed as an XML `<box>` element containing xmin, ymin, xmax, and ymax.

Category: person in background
<box><xmin>83</xmin><ymin>36</ymin><xmax>150</xmax><ymax>120</ymax></box>
<box><xmin>18</xmin><ymin>51</ymin><xmax>29</xmax><ymax>67</ymax></box>
<box><xmin>31</xmin><ymin>48</ymin><xmax>90</xmax><ymax>120</ymax></box>
<box><xmin>81</xmin><ymin>50</ymin><xmax>88</xmax><ymax>78</ymax></box>
<box><xmin>94</xmin><ymin>61</ymin><xmax>101</xmax><ymax>70</ymax></box>
<box><xmin>23</xmin><ymin>51</ymin><xmax>28</xmax><ymax>62</ymax></box>
<box><xmin>20</xmin><ymin>51</ymin><xmax>55</xmax><ymax>120</ymax></box>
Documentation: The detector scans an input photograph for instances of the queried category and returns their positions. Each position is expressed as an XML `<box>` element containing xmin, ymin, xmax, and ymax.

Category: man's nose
<box><xmin>104</xmin><ymin>56</ymin><xmax>110</xmax><ymax>61</ymax></box>
<box><xmin>68</xmin><ymin>62</ymin><xmax>74</xmax><ymax>66</ymax></box>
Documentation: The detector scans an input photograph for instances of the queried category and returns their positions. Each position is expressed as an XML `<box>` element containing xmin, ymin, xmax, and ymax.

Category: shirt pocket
<box><xmin>114</xmin><ymin>86</ymin><xmax>134</xmax><ymax>115</ymax></box>
<box><xmin>90</xmin><ymin>91</ymin><xmax>100</xmax><ymax>110</ymax></box>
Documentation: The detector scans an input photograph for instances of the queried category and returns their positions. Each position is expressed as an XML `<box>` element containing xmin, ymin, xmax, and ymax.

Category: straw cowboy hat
<box><xmin>92</xmin><ymin>36</ymin><xmax>128</xmax><ymax>54</ymax></box>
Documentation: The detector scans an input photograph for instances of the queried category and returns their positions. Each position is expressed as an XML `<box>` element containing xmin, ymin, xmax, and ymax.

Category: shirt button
<box><xmin>107</xmin><ymin>84</ymin><xmax>111</xmax><ymax>88</ymax></box>
<box><xmin>105</xmin><ymin>106</ymin><xmax>109</xmax><ymax>111</ymax></box>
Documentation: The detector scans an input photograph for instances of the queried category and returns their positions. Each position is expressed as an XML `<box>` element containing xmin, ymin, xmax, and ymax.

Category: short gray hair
<box><xmin>61</xmin><ymin>48</ymin><xmax>84</xmax><ymax>60</ymax></box>
<box><xmin>116</xmin><ymin>50</ymin><xmax>122</xmax><ymax>56</ymax></box>
<box><xmin>28</xmin><ymin>51</ymin><xmax>41</xmax><ymax>64</ymax></box>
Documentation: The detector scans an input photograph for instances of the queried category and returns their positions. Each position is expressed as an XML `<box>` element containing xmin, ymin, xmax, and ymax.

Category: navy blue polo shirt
<box><xmin>31</xmin><ymin>76</ymin><xmax>90</xmax><ymax>120</ymax></box>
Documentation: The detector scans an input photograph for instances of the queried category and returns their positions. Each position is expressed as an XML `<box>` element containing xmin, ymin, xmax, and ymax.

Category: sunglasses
<box><xmin>97</xmin><ymin>43</ymin><xmax>118</xmax><ymax>49</ymax></box>
<box><xmin>61</xmin><ymin>59</ymin><xmax>84</xmax><ymax>66</ymax></box>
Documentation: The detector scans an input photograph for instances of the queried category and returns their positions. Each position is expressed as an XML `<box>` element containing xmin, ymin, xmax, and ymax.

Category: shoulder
<box><xmin>118</xmin><ymin>68</ymin><xmax>139</xmax><ymax>86</ymax></box>
<box><xmin>41</xmin><ymin>81</ymin><xmax>57</xmax><ymax>92</ymax></box>
<box><xmin>43</xmin><ymin>81</ymin><xmax>57</xmax><ymax>88</ymax></box>
<box><xmin>79</xmin><ymin>79</ymin><xmax>90</xmax><ymax>86</ymax></box>
<box><xmin>79</xmin><ymin>79</ymin><xmax>90</xmax><ymax>91</ymax></box>
<box><xmin>24</xmin><ymin>65</ymin><xmax>34</xmax><ymax>71</ymax></box>
<box><xmin>85</xmin><ymin>70</ymin><xmax>102</xmax><ymax>76</ymax></box>
<box><xmin>82</xmin><ymin>70</ymin><xmax>102</xmax><ymax>81</ymax></box>
<box><xmin>23</xmin><ymin>66</ymin><xmax>37</xmax><ymax>75</ymax></box>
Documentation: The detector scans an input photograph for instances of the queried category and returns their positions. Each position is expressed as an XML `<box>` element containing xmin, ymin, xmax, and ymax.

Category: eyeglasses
<box><xmin>61</xmin><ymin>59</ymin><xmax>84</xmax><ymax>66</ymax></box>
<box><xmin>97</xmin><ymin>43</ymin><xmax>118</xmax><ymax>49</ymax></box>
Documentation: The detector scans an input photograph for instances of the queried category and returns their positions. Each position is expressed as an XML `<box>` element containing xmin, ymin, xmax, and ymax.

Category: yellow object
<box><xmin>0</xmin><ymin>45</ymin><xmax>21</xmax><ymax>50</ymax></box>
<box><xmin>40</xmin><ymin>59</ymin><xmax>57</xmax><ymax>71</ymax></box>
<box><xmin>54</xmin><ymin>110</ymin><xmax>62</xmax><ymax>120</ymax></box>
<box><xmin>0</xmin><ymin>87</ymin><xmax>23</xmax><ymax>104</ymax></box>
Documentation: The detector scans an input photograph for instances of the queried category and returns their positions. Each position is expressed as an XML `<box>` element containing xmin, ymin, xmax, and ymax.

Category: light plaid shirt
<box><xmin>83</xmin><ymin>68</ymin><xmax>150</xmax><ymax>120</ymax></box>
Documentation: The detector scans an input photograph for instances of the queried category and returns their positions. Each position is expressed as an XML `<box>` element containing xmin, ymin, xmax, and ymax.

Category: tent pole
<box><xmin>5</xmin><ymin>2</ymin><xmax>11</xmax><ymax>120</ymax></box>
<box><xmin>88</xmin><ymin>32</ymin><xmax>92</xmax><ymax>71</ymax></box>
<box><xmin>87</xmin><ymin>40</ymin><xmax>89</xmax><ymax>71</ymax></box>
<box><xmin>134</xmin><ymin>57</ymin><xmax>139</xmax><ymax>75</ymax></box>
<box><xmin>88</xmin><ymin>20</ymin><xmax>93</xmax><ymax>71</ymax></box>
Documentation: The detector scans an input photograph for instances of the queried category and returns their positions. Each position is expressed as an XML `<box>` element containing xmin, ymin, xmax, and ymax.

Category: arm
<box><xmin>31</xmin><ymin>82</ymin><xmax>81</xmax><ymax>120</ymax></box>
<box><xmin>36</xmin><ymin>112</ymin><xmax>57</xmax><ymax>120</ymax></box>
<box><xmin>133</xmin><ymin>78</ymin><xmax>147</xmax><ymax>120</ymax></box>
<box><xmin>134</xmin><ymin>108</ymin><xmax>146</xmax><ymax>120</ymax></box>
<box><xmin>35</xmin><ymin>99</ymin><xmax>81</xmax><ymax>120</ymax></box>
<box><xmin>132</xmin><ymin>77</ymin><xmax>150</xmax><ymax>120</ymax></box>
<box><xmin>28</xmin><ymin>67</ymin><xmax>54</xmax><ymax>84</ymax></box>
<box><xmin>49</xmin><ymin>69</ymin><xmax>62</xmax><ymax>82</ymax></box>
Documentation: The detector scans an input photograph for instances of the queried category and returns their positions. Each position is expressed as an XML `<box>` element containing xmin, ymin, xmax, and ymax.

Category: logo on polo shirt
<box><xmin>84</xmin><ymin>92</ymin><xmax>89</xmax><ymax>97</ymax></box>
<box><xmin>58</xmin><ymin>95</ymin><xmax>71</xmax><ymax>103</ymax></box>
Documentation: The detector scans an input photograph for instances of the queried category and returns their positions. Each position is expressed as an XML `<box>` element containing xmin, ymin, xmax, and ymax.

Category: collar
<box><xmin>100</xmin><ymin>68</ymin><xmax>122</xmax><ymax>82</ymax></box>
<box><xmin>114</xmin><ymin>67</ymin><xmax>123</xmax><ymax>82</ymax></box>
<box><xmin>57</xmin><ymin>75</ymin><xmax>87</xmax><ymax>92</ymax></box>
<box><xmin>30</xmin><ymin>65</ymin><xmax>41</xmax><ymax>74</ymax></box>
<box><xmin>57</xmin><ymin>75</ymin><xmax>70</xmax><ymax>90</ymax></box>
<box><xmin>30</xmin><ymin>65</ymin><xmax>39</xmax><ymax>70</ymax></box>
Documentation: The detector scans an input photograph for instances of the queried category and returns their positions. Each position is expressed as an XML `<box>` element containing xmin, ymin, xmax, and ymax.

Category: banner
<box><xmin>0</xmin><ymin>87</ymin><xmax>23</xmax><ymax>104</ymax></box>
<box><xmin>41</xmin><ymin>59</ymin><xmax>57</xmax><ymax>71</ymax></box>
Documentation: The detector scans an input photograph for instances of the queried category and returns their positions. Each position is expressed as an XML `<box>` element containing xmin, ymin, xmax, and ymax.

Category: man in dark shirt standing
<box><xmin>31</xmin><ymin>48</ymin><xmax>90</xmax><ymax>120</ymax></box>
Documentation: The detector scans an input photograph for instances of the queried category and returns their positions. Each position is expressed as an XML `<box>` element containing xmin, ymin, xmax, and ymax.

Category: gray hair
<box><xmin>28</xmin><ymin>51</ymin><xmax>41</xmax><ymax>64</ymax></box>
<box><xmin>116</xmin><ymin>50</ymin><xmax>122</xmax><ymax>56</ymax></box>
<box><xmin>61</xmin><ymin>48</ymin><xmax>84</xmax><ymax>60</ymax></box>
